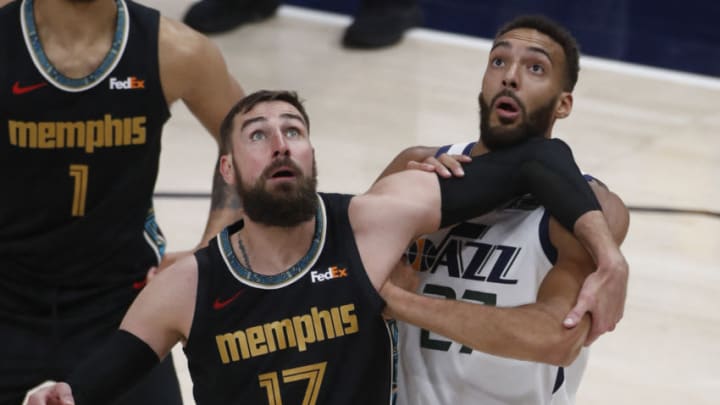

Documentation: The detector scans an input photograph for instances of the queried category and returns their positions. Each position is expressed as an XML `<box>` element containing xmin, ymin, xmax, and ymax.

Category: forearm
<box><xmin>385</xmin><ymin>284</ymin><xmax>588</xmax><ymax>366</ymax></box>
<box><xmin>437</xmin><ymin>137</ymin><xmax>625</xmax><ymax>275</ymax></box>
<box><xmin>440</xmin><ymin>138</ymin><xmax>599</xmax><ymax>230</ymax></box>
<box><xmin>573</xmin><ymin>211</ymin><xmax>625</xmax><ymax>272</ymax></box>
<box><xmin>200</xmin><ymin>158</ymin><xmax>243</xmax><ymax>245</ymax></box>
<box><xmin>65</xmin><ymin>330</ymin><xmax>160</xmax><ymax>405</ymax></box>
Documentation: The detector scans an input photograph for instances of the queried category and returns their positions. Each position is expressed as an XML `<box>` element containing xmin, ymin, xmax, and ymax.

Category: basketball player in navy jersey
<box><xmin>379</xmin><ymin>16</ymin><xmax>630</xmax><ymax>404</ymax></box>
<box><xmin>0</xmin><ymin>0</ymin><xmax>244</xmax><ymax>403</ymax></box>
<box><xmin>26</xmin><ymin>89</ymin><xmax>626</xmax><ymax>405</ymax></box>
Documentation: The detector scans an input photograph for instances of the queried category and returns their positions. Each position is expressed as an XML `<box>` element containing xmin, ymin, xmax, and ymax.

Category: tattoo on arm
<box><xmin>210</xmin><ymin>159</ymin><xmax>242</xmax><ymax>210</ymax></box>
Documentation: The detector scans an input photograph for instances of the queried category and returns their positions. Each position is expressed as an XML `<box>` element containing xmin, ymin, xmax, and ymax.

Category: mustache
<box><xmin>261</xmin><ymin>157</ymin><xmax>302</xmax><ymax>179</ymax></box>
<box><xmin>490</xmin><ymin>89</ymin><xmax>526</xmax><ymax>113</ymax></box>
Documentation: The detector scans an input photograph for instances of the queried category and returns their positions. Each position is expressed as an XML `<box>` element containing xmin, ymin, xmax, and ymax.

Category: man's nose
<box><xmin>271</xmin><ymin>132</ymin><xmax>289</xmax><ymax>157</ymax></box>
<box><xmin>502</xmin><ymin>63</ymin><xmax>520</xmax><ymax>90</ymax></box>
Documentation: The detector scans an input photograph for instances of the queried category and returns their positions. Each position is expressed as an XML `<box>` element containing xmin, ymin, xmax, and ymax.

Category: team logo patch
<box><xmin>407</xmin><ymin>238</ymin><xmax>438</xmax><ymax>272</ymax></box>
<box><xmin>407</xmin><ymin>222</ymin><xmax>520</xmax><ymax>284</ymax></box>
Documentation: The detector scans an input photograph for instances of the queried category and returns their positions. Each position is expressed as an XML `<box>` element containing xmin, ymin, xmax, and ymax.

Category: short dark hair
<box><xmin>496</xmin><ymin>15</ymin><xmax>580</xmax><ymax>91</ymax></box>
<box><xmin>219</xmin><ymin>90</ymin><xmax>310</xmax><ymax>152</ymax></box>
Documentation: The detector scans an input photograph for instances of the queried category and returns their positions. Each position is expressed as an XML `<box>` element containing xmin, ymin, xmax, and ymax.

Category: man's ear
<box><xmin>555</xmin><ymin>92</ymin><xmax>573</xmax><ymax>119</ymax></box>
<box><xmin>219</xmin><ymin>154</ymin><xmax>236</xmax><ymax>185</ymax></box>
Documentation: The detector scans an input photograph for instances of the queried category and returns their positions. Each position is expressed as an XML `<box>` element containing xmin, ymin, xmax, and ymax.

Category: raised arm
<box><xmin>381</xmin><ymin>180</ymin><xmax>629</xmax><ymax>365</ymax></box>
<box><xmin>353</xmin><ymin>138</ymin><xmax>621</xmax><ymax>292</ymax></box>
<box><xmin>380</xmin><ymin>142</ymin><xmax>629</xmax><ymax>336</ymax></box>
<box><xmin>159</xmin><ymin>17</ymin><xmax>245</xmax><ymax>247</ymax></box>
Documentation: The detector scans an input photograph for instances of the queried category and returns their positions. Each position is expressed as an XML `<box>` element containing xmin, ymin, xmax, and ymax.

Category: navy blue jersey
<box><xmin>185</xmin><ymin>193</ymin><xmax>393</xmax><ymax>405</ymax></box>
<box><xmin>0</xmin><ymin>0</ymin><xmax>169</xmax><ymax>286</ymax></box>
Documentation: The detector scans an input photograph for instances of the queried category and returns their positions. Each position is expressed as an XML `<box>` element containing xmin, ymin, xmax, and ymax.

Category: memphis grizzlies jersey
<box><xmin>396</xmin><ymin>142</ymin><xmax>589</xmax><ymax>405</ymax></box>
<box><xmin>185</xmin><ymin>193</ymin><xmax>394</xmax><ymax>405</ymax></box>
<box><xmin>0</xmin><ymin>0</ymin><xmax>169</xmax><ymax>285</ymax></box>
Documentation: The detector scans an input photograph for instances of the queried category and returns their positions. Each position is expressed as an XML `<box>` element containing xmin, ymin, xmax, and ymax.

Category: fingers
<box><xmin>146</xmin><ymin>266</ymin><xmax>159</xmax><ymax>282</ymax></box>
<box><xmin>437</xmin><ymin>154</ymin><xmax>469</xmax><ymax>177</ymax></box>
<box><xmin>406</xmin><ymin>154</ymin><xmax>470</xmax><ymax>178</ymax></box>
<box><xmin>25</xmin><ymin>382</ymin><xmax>74</xmax><ymax>405</ymax></box>
<box><xmin>581</xmin><ymin>300</ymin><xmax>622</xmax><ymax>346</ymax></box>
<box><xmin>584</xmin><ymin>313</ymin><xmax>619</xmax><ymax>346</ymax></box>
<box><xmin>584</xmin><ymin>328</ymin><xmax>602</xmax><ymax>346</ymax></box>
<box><xmin>563</xmin><ymin>296</ymin><xmax>590</xmax><ymax>328</ymax></box>
<box><xmin>407</xmin><ymin>160</ymin><xmax>446</xmax><ymax>175</ymax></box>
<box><xmin>53</xmin><ymin>383</ymin><xmax>75</xmax><ymax>405</ymax></box>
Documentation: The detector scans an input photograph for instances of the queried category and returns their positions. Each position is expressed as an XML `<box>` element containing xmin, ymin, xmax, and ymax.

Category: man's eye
<box><xmin>250</xmin><ymin>131</ymin><xmax>265</xmax><ymax>141</ymax></box>
<box><xmin>492</xmin><ymin>57</ymin><xmax>504</xmax><ymax>67</ymax></box>
<box><xmin>286</xmin><ymin>128</ymin><xmax>300</xmax><ymax>138</ymax></box>
<box><xmin>529</xmin><ymin>64</ymin><xmax>544</xmax><ymax>73</ymax></box>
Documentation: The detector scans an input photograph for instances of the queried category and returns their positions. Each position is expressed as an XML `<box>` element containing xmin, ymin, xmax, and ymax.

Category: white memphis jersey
<box><xmin>396</xmin><ymin>142</ymin><xmax>589</xmax><ymax>405</ymax></box>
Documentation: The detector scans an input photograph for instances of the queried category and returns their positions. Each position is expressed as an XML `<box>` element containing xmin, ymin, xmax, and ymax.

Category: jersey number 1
<box><xmin>69</xmin><ymin>164</ymin><xmax>88</xmax><ymax>217</ymax></box>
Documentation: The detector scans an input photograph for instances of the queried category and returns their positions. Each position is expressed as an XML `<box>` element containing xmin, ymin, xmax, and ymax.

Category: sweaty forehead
<box><xmin>494</xmin><ymin>28</ymin><xmax>565</xmax><ymax>63</ymax></box>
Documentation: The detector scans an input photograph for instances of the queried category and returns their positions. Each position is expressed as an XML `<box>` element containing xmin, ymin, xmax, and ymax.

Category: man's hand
<box><xmin>24</xmin><ymin>382</ymin><xmax>74</xmax><ymax>405</ymax></box>
<box><xmin>408</xmin><ymin>153</ymin><xmax>471</xmax><ymax>178</ymax></box>
<box><xmin>563</xmin><ymin>252</ymin><xmax>629</xmax><ymax>345</ymax></box>
<box><xmin>380</xmin><ymin>258</ymin><xmax>420</xmax><ymax>319</ymax></box>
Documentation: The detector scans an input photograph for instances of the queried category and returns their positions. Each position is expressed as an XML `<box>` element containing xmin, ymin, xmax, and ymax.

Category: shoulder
<box><xmin>158</xmin><ymin>16</ymin><xmax>217</xmax><ymax>66</ymax></box>
<box><xmin>548</xmin><ymin>176</ymin><xmax>629</xmax><ymax>261</ymax></box>
<box><xmin>437</xmin><ymin>141</ymin><xmax>476</xmax><ymax>156</ymax></box>
<box><xmin>155</xmin><ymin>254</ymin><xmax>200</xmax><ymax>291</ymax></box>
<box><xmin>158</xmin><ymin>17</ymin><xmax>226</xmax><ymax>103</ymax></box>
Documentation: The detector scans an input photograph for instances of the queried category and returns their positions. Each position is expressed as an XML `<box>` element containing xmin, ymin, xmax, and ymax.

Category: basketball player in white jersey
<box><xmin>379</xmin><ymin>15</ymin><xmax>630</xmax><ymax>404</ymax></box>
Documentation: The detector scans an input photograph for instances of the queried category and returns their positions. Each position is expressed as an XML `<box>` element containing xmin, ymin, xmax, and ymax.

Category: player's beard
<box><xmin>235</xmin><ymin>157</ymin><xmax>318</xmax><ymax>227</ymax></box>
<box><xmin>479</xmin><ymin>90</ymin><xmax>557</xmax><ymax>150</ymax></box>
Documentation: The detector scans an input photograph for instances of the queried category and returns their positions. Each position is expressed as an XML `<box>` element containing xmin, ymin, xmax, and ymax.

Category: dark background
<box><xmin>286</xmin><ymin>0</ymin><xmax>720</xmax><ymax>78</ymax></box>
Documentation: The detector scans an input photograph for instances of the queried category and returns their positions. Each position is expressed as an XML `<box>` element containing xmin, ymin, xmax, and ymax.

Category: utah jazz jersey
<box><xmin>0</xmin><ymin>0</ymin><xmax>169</xmax><ymax>285</ymax></box>
<box><xmin>185</xmin><ymin>193</ymin><xmax>394</xmax><ymax>405</ymax></box>
<box><xmin>396</xmin><ymin>142</ymin><xmax>589</xmax><ymax>405</ymax></box>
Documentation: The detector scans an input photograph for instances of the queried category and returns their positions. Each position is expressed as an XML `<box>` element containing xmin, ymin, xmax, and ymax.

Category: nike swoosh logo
<box><xmin>213</xmin><ymin>289</ymin><xmax>245</xmax><ymax>310</ymax></box>
<box><xmin>12</xmin><ymin>81</ymin><xmax>48</xmax><ymax>95</ymax></box>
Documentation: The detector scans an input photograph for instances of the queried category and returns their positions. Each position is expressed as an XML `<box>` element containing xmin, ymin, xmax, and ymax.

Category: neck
<box><xmin>235</xmin><ymin>217</ymin><xmax>316</xmax><ymax>276</ymax></box>
<box><xmin>471</xmin><ymin>140</ymin><xmax>490</xmax><ymax>156</ymax></box>
<box><xmin>34</xmin><ymin>0</ymin><xmax>117</xmax><ymax>41</ymax></box>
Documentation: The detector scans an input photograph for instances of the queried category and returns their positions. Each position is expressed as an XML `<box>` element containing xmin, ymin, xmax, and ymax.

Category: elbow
<box><xmin>551</xmin><ymin>341</ymin><xmax>583</xmax><ymax>367</ymax></box>
<box><xmin>540</xmin><ymin>341</ymin><xmax>582</xmax><ymax>367</ymax></box>
<box><xmin>538</xmin><ymin>326</ymin><xmax>587</xmax><ymax>367</ymax></box>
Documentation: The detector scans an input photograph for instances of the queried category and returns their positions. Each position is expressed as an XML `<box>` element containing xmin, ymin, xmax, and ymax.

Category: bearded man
<box><xmin>27</xmin><ymin>89</ymin><xmax>626</xmax><ymax>405</ymax></box>
<box><xmin>378</xmin><ymin>15</ymin><xmax>629</xmax><ymax>405</ymax></box>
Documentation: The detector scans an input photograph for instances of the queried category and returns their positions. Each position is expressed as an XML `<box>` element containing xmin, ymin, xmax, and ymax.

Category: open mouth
<box><xmin>268</xmin><ymin>166</ymin><xmax>298</xmax><ymax>180</ymax></box>
<box><xmin>271</xmin><ymin>169</ymin><xmax>295</xmax><ymax>178</ymax></box>
<box><xmin>493</xmin><ymin>96</ymin><xmax>521</xmax><ymax>121</ymax></box>
<box><xmin>497</xmin><ymin>101</ymin><xmax>518</xmax><ymax>113</ymax></box>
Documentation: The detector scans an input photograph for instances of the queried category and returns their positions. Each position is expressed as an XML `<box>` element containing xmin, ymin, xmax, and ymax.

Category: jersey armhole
<box><xmin>539</xmin><ymin>210</ymin><xmax>558</xmax><ymax>264</ymax></box>
<box><xmin>539</xmin><ymin>174</ymin><xmax>597</xmax><ymax>265</ymax></box>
